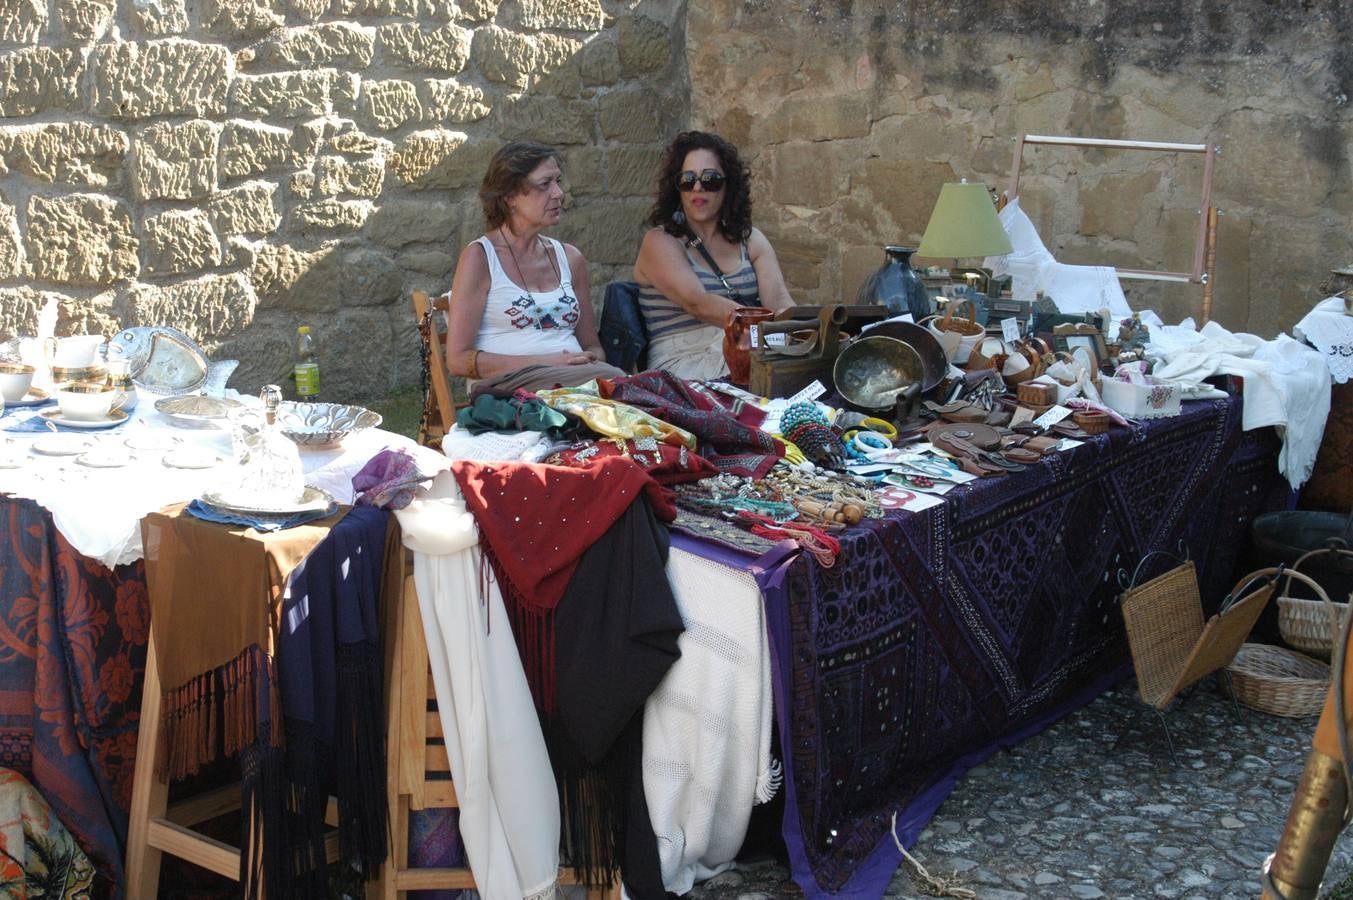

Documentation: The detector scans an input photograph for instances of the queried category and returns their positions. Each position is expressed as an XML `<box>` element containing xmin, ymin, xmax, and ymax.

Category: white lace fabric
<box><xmin>1294</xmin><ymin>296</ymin><xmax>1353</xmax><ymax>384</ymax></box>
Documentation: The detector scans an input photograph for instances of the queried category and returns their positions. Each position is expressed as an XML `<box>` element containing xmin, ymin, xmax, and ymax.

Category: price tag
<box><xmin>788</xmin><ymin>380</ymin><xmax>827</xmax><ymax>404</ymax></box>
<box><xmin>764</xmin><ymin>331</ymin><xmax>787</xmax><ymax>346</ymax></box>
<box><xmin>749</xmin><ymin>324</ymin><xmax>760</xmax><ymax>348</ymax></box>
<box><xmin>1009</xmin><ymin>405</ymin><xmax>1036</xmax><ymax>426</ymax></box>
<box><xmin>1001</xmin><ymin>316</ymin><xmax>1021</xmax><ymax>343</ymax></box>
<box><xmin>1032</xmin><ymin>404</ymin><xmax>1073</xmax><ymax>429</ymax></box>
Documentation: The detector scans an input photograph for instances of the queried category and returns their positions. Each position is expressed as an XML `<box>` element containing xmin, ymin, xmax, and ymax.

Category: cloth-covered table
<box><xmin>746</xmin><ymin>396</ymin><xmax>1287</xmax><ymax>898</ymax></box>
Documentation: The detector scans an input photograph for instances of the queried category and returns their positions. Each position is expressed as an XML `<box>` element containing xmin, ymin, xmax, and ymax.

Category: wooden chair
<box><xmin>372</xmin><ymin>553</ymin><xmax>619</xmax><ymax>899</ymax></box>
<box><xmin>412</xmin><ymin>289</ymin><xmax>458</xmax><ymax>450</ymax></box>
<box><xmin>1119</xmin><ymin>560</ymin><xmax>1281</xmax><ymax>762</ymax></box>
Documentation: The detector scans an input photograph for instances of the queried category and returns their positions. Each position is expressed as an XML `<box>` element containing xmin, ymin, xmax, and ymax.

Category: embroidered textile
<box><xmin>761</xmin><ymin>398</ymin><xmax>1288</xmax><ymax>898</ymax></box>
<box><xmin>547</xmin><ymin>438</ymin><xmax>718</xmax><ymax>485</ymax></box>
<box><xmin>0</xmin><ymin>767</ymin><xmax>97</xmax><ymax>898</ymax></box>
<box><xmin>534</xmin><ymin>387</ymin><xmax>698</xmax><ymax>449</ymax></box>
<box><xmin>598</xmin><ymin>371</ymin><xmax>783</xmax><ymax>478</ymax></box>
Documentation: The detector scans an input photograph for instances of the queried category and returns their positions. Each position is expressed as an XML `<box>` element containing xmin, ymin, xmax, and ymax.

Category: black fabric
<box><xmin>554</xmin><ymin>492</ymin><xmax>684</xmax><ymax>898</ymax></box>
<box><xmin>599</xmin><ymin>280</ymin><xmax>649</xmax><ymax>373</ymax></box>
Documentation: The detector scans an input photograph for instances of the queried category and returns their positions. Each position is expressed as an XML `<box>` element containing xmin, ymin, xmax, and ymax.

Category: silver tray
<box><xmin>199</xmin><ymin>485</ymin><xmax>336</xmax><ymax>518</ymax></box>
<box><xmin>110</xmin><ymin>327</ymin><xmax>210</xmax><ymax>395</ymax></box>
<box><xmin>155</xmin><ymin>394</ymin><xmax>242</xmax><ymax>428</ymax></box>
<box><xmin>277</xmin><ymin>401</ymin><xmax>382</xmax><ymax>448</ymax></box>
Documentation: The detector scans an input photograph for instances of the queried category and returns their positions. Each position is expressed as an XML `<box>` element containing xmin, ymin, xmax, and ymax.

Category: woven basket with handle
<box><xmin>1226</xmin><ymin>643</ymin><xmax>1329</xmax><ymax>717</ymax></box>
<box><xmin>1276</xmin><ymin>548</ymin><xmax>1353</xmax><ymax>658</ymax></box>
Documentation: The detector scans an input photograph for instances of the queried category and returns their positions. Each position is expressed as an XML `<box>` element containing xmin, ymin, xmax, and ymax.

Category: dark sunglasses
<box><xmin>676</xmin><ymin>169</ymin><xmax>726</xmax><ymax>192</ymax></box>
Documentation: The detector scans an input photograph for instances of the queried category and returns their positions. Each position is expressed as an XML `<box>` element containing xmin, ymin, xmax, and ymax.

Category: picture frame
<box><xmin>1064</xmin><ymin>333</ymin><xmax>1108</xmax><ymax>369</ymax></box>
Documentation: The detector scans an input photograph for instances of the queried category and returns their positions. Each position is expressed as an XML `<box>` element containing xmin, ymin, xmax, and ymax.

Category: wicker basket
<box><xmin>1225</xmin><ymin>643</ymin><xmax>1329</xmax><ymax>717</ymax></box>
<box><xmin>1274</xmin><ymin>553</ymin><xmax>1350</xmax><ymax>658</ymax></box>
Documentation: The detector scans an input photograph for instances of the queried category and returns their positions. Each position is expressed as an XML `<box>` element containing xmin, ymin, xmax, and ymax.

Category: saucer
<box><xmin>162</xmin><ymin>447</ymin><xmax>221</xmax><ymax>469</ymax></box>
<box><xmin>125</xmin><ymin>431</ymin><xmax>180</xmax><ymax>451</ymax></box>
<box><xmin>39</xmin><ymin>408</ymin><xmax>130</xmax><ymax>430</ymax></box>
<box><xmin>4</xmin><ymin>387</ymin><xmax>49</xmax><ymax>408</ymax></box>
<box><xmin>31</xmin><ymin>433</ymin><xmax>93</xmax><ymax>456</ymax></box>
<box><xmin>77</xmin><ymin>449</ymin><xmax>131</xmax><ymax>468</ymax></box>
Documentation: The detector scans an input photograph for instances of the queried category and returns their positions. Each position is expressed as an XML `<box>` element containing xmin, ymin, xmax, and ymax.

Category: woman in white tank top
<box><xmin>445</xmin><ymin>141</ymin><xmax>623</xmax><ymax>392</ymax></box>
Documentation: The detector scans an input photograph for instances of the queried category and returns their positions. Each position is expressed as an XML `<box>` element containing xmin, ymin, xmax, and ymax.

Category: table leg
<box><xmin>126</xmin><ymin>629</ymin><xmax>168</xmax><ymax>898</ymax></box>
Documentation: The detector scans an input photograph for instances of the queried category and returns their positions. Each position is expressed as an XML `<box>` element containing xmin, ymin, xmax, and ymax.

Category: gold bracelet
<box><xmin>467</xmin><ymin>349</ymin><xmax>481</xmax><ymax>380</ymax></box>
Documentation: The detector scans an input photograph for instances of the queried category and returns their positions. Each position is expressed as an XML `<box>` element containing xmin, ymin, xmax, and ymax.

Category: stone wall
<box><xmin>687</xmin><ymin>0</ymin><xmax>1353</xmax><ymax>336</ymax></box>
<box><xmin>0</xmin><ymin>0</ymin><xmax>688</xmax><ymax>401</ymax></box>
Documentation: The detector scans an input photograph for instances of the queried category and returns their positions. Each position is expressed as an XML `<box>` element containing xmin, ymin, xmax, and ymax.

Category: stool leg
<box><xmin>126</xmin><ymin>630</ymin><xmax>169</xmax><ymax>898</ymax></box>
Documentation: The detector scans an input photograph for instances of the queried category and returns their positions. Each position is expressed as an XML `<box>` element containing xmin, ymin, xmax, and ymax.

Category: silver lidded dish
<box><xmin>155</xmin><ymin>394</ymin><xmax>243</xmax><ymax>428</ymax></box>
<box><xmin>276</xmin><ymin>401</ymin><xmax>382</xmax><ymax>449</ymax></box>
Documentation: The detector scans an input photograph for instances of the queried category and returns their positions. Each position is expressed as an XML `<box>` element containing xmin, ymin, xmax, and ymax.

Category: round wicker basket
<box><xmin>1225</xmin><ymin>643</ymin><xmax>1329</xmax><ymax>718</ymax></box>
<box><xmin>1278</xmin><ymin>596</ymin><xmax>1347</xmax><ymax>658</ymax></box>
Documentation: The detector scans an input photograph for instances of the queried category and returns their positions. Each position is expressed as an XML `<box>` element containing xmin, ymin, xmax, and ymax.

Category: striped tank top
<box><xmin>638</xmin><ymin>243</ymin><xmax>760</xmax><ymax>339</ymax></box>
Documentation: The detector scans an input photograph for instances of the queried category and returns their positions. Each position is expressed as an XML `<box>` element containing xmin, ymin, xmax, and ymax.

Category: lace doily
<box><xmin>1294</xmin><ymin>296</ymin><xmax>1353</xmax><ymax>384</ymax></box>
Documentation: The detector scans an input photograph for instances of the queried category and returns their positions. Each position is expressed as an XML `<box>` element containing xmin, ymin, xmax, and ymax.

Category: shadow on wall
<box><xmin>0</xmin><ymin>0</ymin><xmax>690</xmax><ymax>404</ymax></box>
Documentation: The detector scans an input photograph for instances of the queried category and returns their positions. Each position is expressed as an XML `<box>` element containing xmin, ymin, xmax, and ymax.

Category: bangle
<box><xmin>467</xmin><ymin>349</ymin><xmax>481</xmax><ymax>379</ymax></box>
<box><xmin>858</xmin><ymin>417</ymin><xmax>898</xmax><ymax>440</ymax></box>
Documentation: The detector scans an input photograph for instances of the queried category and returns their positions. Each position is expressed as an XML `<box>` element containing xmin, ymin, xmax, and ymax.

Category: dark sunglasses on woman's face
<box><xmin>676</xmin><ymin>169</ymin><xmax>726</xmax><ymax>192</ymax></box>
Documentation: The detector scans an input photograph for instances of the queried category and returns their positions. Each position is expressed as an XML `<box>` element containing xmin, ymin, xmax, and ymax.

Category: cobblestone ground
<box><xmin>688</xmin><ymin>680</ymin><xmax>1353</xmax><ymax>899</ymax></box>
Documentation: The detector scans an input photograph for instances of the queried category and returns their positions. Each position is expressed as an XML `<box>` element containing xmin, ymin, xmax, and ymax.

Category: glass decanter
<box><xmin>230</xmin><ymin>384</ymin><xmax>304</xmax><ymax>508</ymax></box>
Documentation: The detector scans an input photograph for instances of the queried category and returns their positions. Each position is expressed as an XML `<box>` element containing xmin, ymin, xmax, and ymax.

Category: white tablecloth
<box><xmin>0</xmin><ymin>393</ymin><xmax>450</xmax><ymax>568</ymax></box>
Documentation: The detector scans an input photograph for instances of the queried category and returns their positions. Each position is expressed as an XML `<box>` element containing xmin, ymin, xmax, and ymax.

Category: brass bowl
<box><xmin>833</xmin><ymin>336</ymin><xmax>923</xmax><ymax>411</ymax></box>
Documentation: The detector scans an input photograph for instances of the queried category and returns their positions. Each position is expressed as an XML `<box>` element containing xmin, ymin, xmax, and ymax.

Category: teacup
<box><xmin>56</xmin><ymin>381</ymin><xmax>124</xmax><ymax>421</ymax></box>
<box><xmin>0</xmin><ymin>362</ymin><xmax>34</xmax><ymax>402</ymax></box>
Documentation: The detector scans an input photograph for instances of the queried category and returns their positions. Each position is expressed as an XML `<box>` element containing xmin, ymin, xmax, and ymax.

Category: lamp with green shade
<box><xmin>916</xmin><ymin>181</ymin><xmax>1014</xmax><ymax>264</ymax></box>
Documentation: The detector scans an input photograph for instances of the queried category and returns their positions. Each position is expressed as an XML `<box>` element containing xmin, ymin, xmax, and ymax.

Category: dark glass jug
<box><xmin>857</xmin><ymin>246</ymin><xmax>931</xmax><ymax>320</ymax></box>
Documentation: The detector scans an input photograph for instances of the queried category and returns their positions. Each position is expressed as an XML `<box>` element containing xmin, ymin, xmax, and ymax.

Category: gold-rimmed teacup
<box><xmin>0</xmin><ymin>362</ymin><xmax>35</xmax><ymax>402</ymax></box>
<box><xmin>51</xmin><ymin>363</ymin><xmax>107</xmax><ymax>387</ymax></box>
<box><xmin>56</xmin><ymin>380</ymin><xmax>125</xmax><ymax>421</ymax></box>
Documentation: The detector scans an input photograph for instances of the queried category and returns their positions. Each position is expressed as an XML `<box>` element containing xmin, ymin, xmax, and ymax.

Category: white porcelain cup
<box><xmin>0</xmin><ymin>362</ymin><xmax>34</xmax><ymax>402</ymax></box>
<box><xmin>55</xmin><ymin>382</ymin><xmax>123</xmax><ymax>421</ymax></box>
<box><xmin>45</xmin><ymin>335</ymin><xmax>105</xmax><ymax>369</ymax></box>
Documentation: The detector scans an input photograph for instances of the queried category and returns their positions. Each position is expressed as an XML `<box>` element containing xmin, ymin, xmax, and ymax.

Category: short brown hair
<box><xmin>479</xmin><ymin>141</ymin><xmax>562</xmax><ymax>231</ymax></box>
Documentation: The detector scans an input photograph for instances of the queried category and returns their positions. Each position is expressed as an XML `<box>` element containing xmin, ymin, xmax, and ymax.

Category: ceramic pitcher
<box><xmin>722</xmin><ymin>307</ymin><xmax>774</xmax><ymax>387</ymax></box>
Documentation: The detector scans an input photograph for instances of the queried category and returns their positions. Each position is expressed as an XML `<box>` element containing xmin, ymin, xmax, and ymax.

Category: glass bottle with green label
<box><xmin>295</xmin><ymin>325</ymin><xmax>320</xmax><ymax>399</ymax></box>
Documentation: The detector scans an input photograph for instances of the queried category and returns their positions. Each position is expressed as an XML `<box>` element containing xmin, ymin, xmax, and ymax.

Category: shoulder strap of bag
<box><xmin>685</xmin><ymin>234</ymin><xmax>744</xmax><ymax>305</ymax></box>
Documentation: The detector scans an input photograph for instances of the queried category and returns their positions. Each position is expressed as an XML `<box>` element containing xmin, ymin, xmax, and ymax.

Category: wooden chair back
<box><xmin>412</xmin><ymin>290</ymin><xmax>456</xmax><ymax>449</ymax></box>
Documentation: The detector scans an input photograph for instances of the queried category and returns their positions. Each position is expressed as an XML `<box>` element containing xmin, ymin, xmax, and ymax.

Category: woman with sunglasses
<box><xmin>633</xmin><ymin>131</ymin><xmax>795</xmax><ymax>379</ymax></box>
<box><xmin>446</xmin><ymin>140</ymin><xmax>624</xmax><ymax>393</ymax></box>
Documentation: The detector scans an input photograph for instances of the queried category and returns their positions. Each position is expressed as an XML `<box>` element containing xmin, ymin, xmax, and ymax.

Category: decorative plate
<box><xmin>162</xmin><ymin>447</ymin><xmax>222</xmax><ymax>470</ymax></box>
<box><xmin>5</xmin><ymin>387</ymin><xmax>50</xmax><ymax>408</ymax></box>
<box><xmin>199</xmin><ymin>485</ymin><xmax>336</xmax><ymax>517</ymax></box>
<box><xmin>76</xmin><ymin>449</ymin><xmax>132</xmax><ymax>468</ymax></box>
<box><xmin>39</xmin><ymin>408</ymin><xmax>130</xmax><ymax>430</ymax></box>
<box><xmin>154</xmin><ymin>395</ymin><xmax>242</xmax><ymax>428</ymax></box>
<box><xmin>110</xmin><ymin>327</ymin><xmax>210</xmax><ymax>395</ymax></box>
<box><xmin>277</xmin><ymin>402</ymin><xmax>382</xmax><ymax>449</ymax></box>
<box><xmin>31</xmin><ymin>433</ymin><xmax>94</xmax><ymax>456</ymax></box>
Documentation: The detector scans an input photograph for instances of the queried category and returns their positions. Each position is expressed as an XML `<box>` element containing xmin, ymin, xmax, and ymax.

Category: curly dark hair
<box><xmin>645</xmin><ymin>131</ymin><xmax>753</xmax><ymax>244</ymax></box>
<box><xmin>479</xmin><ymin>140</ymin><xmax>562</xmax><ymax>231</ymax></box>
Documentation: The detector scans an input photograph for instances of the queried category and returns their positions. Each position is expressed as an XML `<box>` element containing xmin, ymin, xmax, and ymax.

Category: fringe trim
<box><xmin>478</xmin><ymin>531</ymin><xmax>559</xmax><ymax>717</ymax></box>
<box><xmin>754</xmin><ymin>755</ymin><xmax>783</xmax><ymax>805</ymax></box>
<box><xmin>523</xmin><ymin>881</ymin><xmax>560</xmax><ymax>900</ymax></box>
<box><xmin>334</xmin><ymin>640</ymin><xmax>388</xmax><ymax>876</ymax></box>
<box><xmin>239</xmin><ymin>742</ymin><xmax>287</xmax><ymax>900</ymax></box>
<box><xmin>156</xmin><ymin>644</ymin><xmax>282</xmax><ymax>783</ymax></box>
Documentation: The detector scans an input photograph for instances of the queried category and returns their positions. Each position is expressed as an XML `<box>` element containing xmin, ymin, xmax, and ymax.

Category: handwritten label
<box><xmin>1001</xmin><ymin>316</ymin><xmax>1021</xmax><ymax>343</ymax></box>
<box><xmin>1009</xmin><ymin>405</ymin><xmax>1036</xmax><ymax>426</ymax></box>
<box><xmin>765</xmin><ymin>331</ymin><xmax>787</xmax><ymax>346</ymax></box>
<box><xmin>788</xmin><ymin>380</ymin><xmax>827</xmax><ymax>404</ymax></box>
<box><xmin>749</xmin><ymin>324</ymin><xmax>760</xmax><ymax>348</ymax></box>
<box><xmin>1032</xmin><ymin>404</ymin><xmax>1074</xmax><ymax>429</ymax></box>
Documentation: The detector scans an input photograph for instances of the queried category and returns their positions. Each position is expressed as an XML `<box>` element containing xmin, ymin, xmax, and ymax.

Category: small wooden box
<box><xmin>1016</xmin><ymin>381</ymin><xmax>1055</xmax><ymax>407</ymax></box>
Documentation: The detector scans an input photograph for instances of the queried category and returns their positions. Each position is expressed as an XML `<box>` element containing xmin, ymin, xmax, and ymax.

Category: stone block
<box><xmin>219</xmin><ymin>121</ymin><xmax>310</xmax><ymax>179</ymax></box>
<box><xmin>579</xmin><ymin>38</ymin><xmax>618</xmax><ymax>85</ymax></box>
<box><xmin>26</xmin><ymin>194</ymin><xmax>139</xmax><ymax>285</ymax></box>
<box><xmin>332</xmin><ymin>0</ymin><xmax>419</xmax><ymax>16</ymax></box>
<box><xmin>618</xmin><ymin>14</ymin><xmax>669</xmax><ymax>76</ymax></box>
<box><xmin>473</xmin><ymin>25</ymin><xmax>536</xmax><ymax>89</ymax></box>
<box><xmin>314</xmin><ymin>155</ymin><xmax>385</xmax><ymax>197</ymax></box>
<box><xmin>598</xmin><ymin>88</ymin><xmax>660</xmax><ymax>142</ymax></box>
<box><xmin>398</xmin><ymin>247</ymin><xmax>456</xmax><ymax>277</ymax></box>
<box><xmin>389</xmin><ymin>129</ymin><xmax>491</xmax><ymax>191</ymax></box>
<box><xmin>126</xmin><ymin>273</ymin><xmax>256</xmax><ymax>343</ymax></box>
<box><xmin>57</xmin><ymin>0</ymin><xmax>115</xmax><ymax>40</ymax></box>
<box><xmin>209</xmin><ymin>181</ymin><xmax>280</xmax><ymax>236</ymax></box>
<box><xmin>130</xmin><ymin>0</ymin><xmax>188</xmax><ymax>35</ymax></box>
<box><xmin>0</xmin><ymin>0</ymin><xmax>45</xmax><ymax>43</ymax></box>
<box><xmin>757</xmin><ymin>94</ymin><xmax>870</xmax><ymax>145</ymax></box>
<box><xmin>1080</xmin><ymin>171</ymin><xmax>1162</xmax><ymax>240</ymax></box>
<box><xmin>142</xmin><ymin>209</ymin><xmax>222</xmax><ymax>276</ymax></box>
<box><xmin>368</xmin><ymin>197</ymin><xmax>460</xmax><ymax>248</ymax></box>
<box><xmin>421</xmin><ymin>79</ymin><xmax>489</xmax><ymax>123</ymax></box>
<box><xmin>256</xmin><ymin>23</ymin><xmax>376</xmax><ymax>68</ymax></box>
<box><xmin>455</xmin><ymin>0</ymin><xmax>498</xmax><ymax>22</ymax></box>
<box><xmin>0</xmin><ymin>48</ymin><xmax>84</xmax><ymax>116</ymax></box>
<box><xmin>0</xmin><ymin>287</ymin><xmax>48</xmax><ymax>338</ymax></box>
<box><xmin>553</xmin><ymin>198</ymin><xmax>648</xmax><ymax>266</ymax></box>
<box><xmin>254</xmin><ymin>241</ymin><xmax>399</xmax><ymax>311</ymax></box>
<box><xmin>378</xmin><ymin>23</ymin><xmax>471</xmax><ymax>73</ymax></box>
<box><xmin>200</xmin><ymin>0</ymin><xmax>283</xmax><ymax>37</ymax></box>
<box><xmin>90</xmin><ymin>40</ymin><xmax>230</xmax><ymax>119</ymax></box>
<box><xmin>58</xmin><ymin>291</ymin><xmax>122</xmax><ymax>338</ymax></box>
<box><xmin>499</xmin><ymin>94</ymin><xmax>592</xmax><ymax>144</ymax></box>
<box><xmin>249</xmin><ymin>240</ymin><xmax>331</xmax><ymax>305</ymax></box>
<box><xmin>500</xmin><ymin>0</ymin><xmax>602</xmax><ymax>31</ymax></box>
<box><xmin>533</xmin><ymin>32</ymin><xmax>583</xmax><ymax>79</ymax></box>
<box><xmin>606</xmin><ymin>144</ymin><xmax>662</xmax><ymax>196</ymax></box>
<box><xmin>290</xmin><ymin>198</ymin><xmax>373</xmax><ymax>231</ymax></box>
<box><xmin>290</xmin><ymin>0</ymin><xmax>328</xmax><ymax>20</ymax></box>
<box><xmin>133</xmin><ymin>119</ymin><xmax>220</xmax><ymax>200</ymax></box>
<box><xmin>327</xmin><ymin>126</ymin><xmax>391</xmax><ymax>157</ymax></box>
<box><xmin>852</xmin><ymin>157</ymin><xmax>957</xmax><ymax>237</ymax></box>
<box><xmin>0</xmin><ymin>196</ymin><xmax>25</xmax><ymax>280</ymax></box>
<box><xmin>360</xmin><ymin>79</ymin><xmax>421</xmax><ymax>131</ymax></box>
<box><xmin>563</xmin><ymin>146</ymin><xmax>604</xmax><ymax>196</ymax></box>
<box><xmin>229</xmin><ymin>71</ymin><xmax>335</xmax><ymax>119</ymax></box>
<box><xmin>8</xmin><ymin>122</ymin><xmax>128</xmax><ymax>188</ymax></box>
<box><xmin>770</xmin><ymin>232</ymin><xmax>826</xmax><ymax>293</ymax></box>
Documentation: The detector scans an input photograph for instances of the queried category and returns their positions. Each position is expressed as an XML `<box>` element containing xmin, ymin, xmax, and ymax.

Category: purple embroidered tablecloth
<box><xmin>726</xmin><ymin>397</ymin><xmax>1287</xmax><ymax>899</ymax></box>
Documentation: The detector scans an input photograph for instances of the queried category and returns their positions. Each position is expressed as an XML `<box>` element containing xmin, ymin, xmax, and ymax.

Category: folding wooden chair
<box><xmin>1119</xmin><ymin>559</ymin><xmax>1282</xmax><ymax>762</ymax></box>
<box><xmin>412</xmin><ymin>289</ymin><xmax>459</xmax><ymax>450</ymax></box>
<box><xmin>373</xmin><ymin>552</ymin><xmax>619</xmax><ymax>898</ymax></box>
